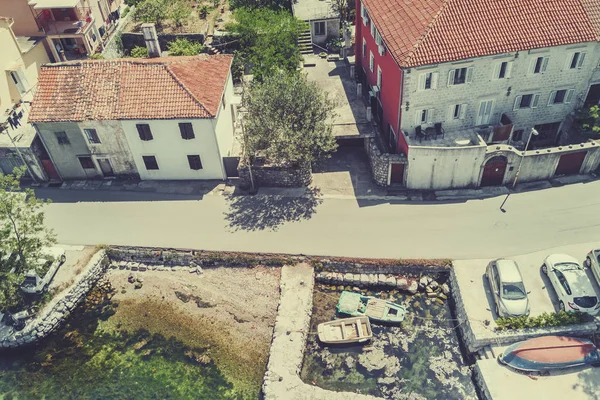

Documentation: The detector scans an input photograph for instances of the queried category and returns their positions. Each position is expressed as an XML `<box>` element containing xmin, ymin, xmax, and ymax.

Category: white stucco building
<box><xmin>29</xmin><ymin>55</ymin><xmax>236</xmax><ymax>181</ymax></box>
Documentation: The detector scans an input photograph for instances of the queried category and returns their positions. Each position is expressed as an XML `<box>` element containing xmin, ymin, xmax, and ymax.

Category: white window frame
<box><xmin>513</xmin><ymin>93</ymin><xmax>541</xmax><ymax>110</ymax></box>
<box><xmin>377</xmin><ymin>66</ymin><xmax>382</xmax><ymax>89</ymax></box>
<box><xmin>370</xmin><ymin>18</ymin><xmax>375</xmax><ymax>37</ymax></box>
<box><xmin>369</xmin><ymin>51</ymin><xmax>374</xmax><ymax>72</ymax></box>
<box><xmin>448</xmin><ymin>104</ymin><xmax>467</xmax><ymax>120</ymax></box>
<box><xmin>447</xmin><ymin>66</ymin><xmax>473</xmax><ymax>86</ymax></box>
<box><xmin>493</xmin><ymin>61</ymin><xmax>513</xmax><ymax>79</ymax></box>
<box><xmin>415</xmin><ymin>109</ymin><xmax>434</xmax><ymax>125</ymax></box>
<box><xmin>567</xmin><ymin>51</ymin><xmax>586</xmax><ymax>70</ymax></box>
<box><xmin>361</xmin><ymin>2</ymin><xmax>369</xmax><ymax>26</ymax></box>
<box><xmin>314</xmin><ymin>21</ymin><xmax>326</xmax><ymax>36</ymax></box>
<box><xmin>418</xmin><ymin>72</ymin><xmax>438</xmax><ymax>90</ymax></box>
<box><xmin>362</xmin><ymin>38</ymin><xmax>366</xmax><ymax>58</ymax></box>
<box><xmin>83</xmin><ymin>128</ymin><xmax>101</xmax><ymax>144</ymax></box>
<box><xmin>9</xmin><ymin>69</ymin><xmax>28</xmax><ymax>94</ymax></box>
<box><xmin>548</xmin><ymin>89</ymin><xmax>575</xmax><ymax>105</ymax></box>
<box><xmin>529</xmin><ymin>56</ymin><xmax>549</xmax><ymax>75</ymax></box>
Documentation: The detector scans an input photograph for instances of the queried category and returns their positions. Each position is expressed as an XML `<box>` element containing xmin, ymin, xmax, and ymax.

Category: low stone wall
<box><xmin>316</xmin><ymin>271</ymin><xmax>420</xmax><ymax>293</ymax></box>
<box><xmin>238</xmin><ymin>162</ymin><xmax>312</xmax><ymax>188</ymax></box>
<box><xmin>0</xmin><ymin>251</ymin><xmax>108</xmax><ymax>349</ymax></box>
<box><xmin>262</xmin><ymin>264</ymin><xmax>380</xmax><ymax>400</ymax></box>
<box><xmin>364</xmin><ymin>138</ymin><xmax>408</xmax><ymax>186</ymax></box>
<box><xmin>316</xmin><ymin>258</ymin><xmax>451</xmax><ymax>274</ymax></box>
<box><xmin>449</xmin><ymin>268</ymin><xmax>599</xmax><ymax>353</ymax></box>
<box><xmin>473</xmin><ymin>362</ymin><xmax>493</xmax><ymax>400</ymax></box>
<box><xmin>120</xmin><ymin>32</ymin><xmax>205</xmax><ymax>54</ymax></box>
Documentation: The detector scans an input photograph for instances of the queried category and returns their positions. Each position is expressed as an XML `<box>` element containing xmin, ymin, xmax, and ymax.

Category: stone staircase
<box><xmin>298</xmin><ymin>24</ymin><xmax>312</xmax><ymax>55</ymax></box>
<box><xmin>476</xmin><ymin>345</ymin><xmax>496</xmax><ymax>361</ymax></box>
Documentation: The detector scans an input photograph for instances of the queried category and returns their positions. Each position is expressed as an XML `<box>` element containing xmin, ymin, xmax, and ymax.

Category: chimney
<box><xmin>141</xmin><ymin>23</ymin><xmax>161</xmax><ymax>57</ymax></box>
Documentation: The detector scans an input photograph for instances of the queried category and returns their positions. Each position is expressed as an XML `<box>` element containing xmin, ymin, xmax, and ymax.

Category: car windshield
<box><xmin>574</xmin><ymin>296</ymin><xmax>598</xmax><ymax>308</ymax></box>
<box><xmin>556</xmin><ymin>262</ymin><xmax>581</xmax><ymax>271</ymax></box>
<box><xmin>502</xmin><ymin>282</ymin><xmax>527</xmax><ymax>300</ymax></box>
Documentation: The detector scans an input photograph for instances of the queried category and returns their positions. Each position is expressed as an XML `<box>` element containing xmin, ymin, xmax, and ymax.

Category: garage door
<box><xmin>555</xmin><ymin>152</ymin><xmax>587</xmax><ymax>176</ymax></box>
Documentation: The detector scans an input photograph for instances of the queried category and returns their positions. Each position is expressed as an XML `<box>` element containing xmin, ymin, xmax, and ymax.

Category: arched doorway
<box><xmin>481</xmin><ymin>156</ymin><xmax>507</xmax><ymax>187</ymax></box>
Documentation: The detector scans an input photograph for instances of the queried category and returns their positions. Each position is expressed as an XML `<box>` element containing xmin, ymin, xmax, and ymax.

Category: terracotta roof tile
<box><xmin>362</xmin><ymin>0</ymin><xmax>598</xmax><ymax>68</ymax></box>
<box><xmin>29</xmin><ymin>55</ymin><xmax>232</xmax><ymax>122</ymax></box>
<box><xmin>581</xmin><ymin>0</ymin><xmax>600</xmax><ymax>39</ymax></box>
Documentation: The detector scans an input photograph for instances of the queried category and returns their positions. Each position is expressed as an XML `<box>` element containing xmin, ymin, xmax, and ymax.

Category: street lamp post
<box><xmin>499</xmin><ymin>127</ymin><xmax>539</xmax><ymax>212</ymax></box>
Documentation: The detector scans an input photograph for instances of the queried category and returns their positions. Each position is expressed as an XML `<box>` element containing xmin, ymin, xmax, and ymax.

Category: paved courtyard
<box><xmin>303</xmin><ymin>55</ymin><xmax>375</xmax><ymax>138</ymax></box>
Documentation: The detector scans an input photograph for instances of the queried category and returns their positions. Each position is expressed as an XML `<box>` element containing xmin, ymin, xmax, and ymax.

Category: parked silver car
<box><xmin>485</xmin><ymin>259</ymin><xmax>530</xmax><ymax>318</ymax></box>
<box><xmin>584</xmin><ymin>248</ymin><xmax>600</xmax><ymax>285</ymax></box>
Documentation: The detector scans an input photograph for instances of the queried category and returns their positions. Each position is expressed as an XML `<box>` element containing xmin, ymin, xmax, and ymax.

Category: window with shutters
<box><xmin>360</xmin><ymin>3</ymin><xmax>369</xmax><ymax>26</ymax></box>
<box><xmin>534</xmin><ymin>57</ymin><xmax>546</xmax><ymax>74</ymax></box>
<box><xmin>179</xmin><ymin>123</ymin><xmax>195</xmax><ymax>139</ymax></box>
<box><xmin>370</xmin><ymin>17</ymin><xmax>375</xmax><ymax>37</ymax></box>
<box><xmin>84</xmin><ymin>128</ymin><xmax>101</xmax><ymax>144</ymax></box>
<box><xmin>78</xmin><ymin>156</ymin><xmax>95</xmax><ymax>170</ymax></box>
<box><xmin>513</xmin><ymin>93</ymin><xmax>540</xmax><ymax>110</ymax></box>
<box><xmin>494</xmin><ymin>61</ymin><xmax>512</xmax><ymax>79</ymax></box>
<box><xmin>418</xmin><ymin>72</ymin><xmax>439</xmax><ymax>90</ymax></box>
<box><xmin>187</xmin><ymin>155</ymin><xmax>203</xmax><ymax>170</ymax></box>
<box><xmin>362</xmin><ymin>38</ymin><xmax>366</xmax><ymax>58</ymax></box>
<box><xmin>55</xmin><ymin>131</ymin><xmax>70</xmax><ymax>145</ymax></box>
<box><xmin>377</xmin><ymin>66</ymin><xmax>382</xmax><ymax>89</ymax></box>
<box><xmin>416</xmin><ymin>109</ymin><xmax>434</xmax><ymax>124</ymax></box>
<box><xmin>142</xmin><ymin>155</ymin><xmax>159</xmax><ymax>170</ymax></box>
<box><xmin>448</xmin><ymin>67</ymin><xmax>473</xmax><ymax>86</ymax></box>
<box><xmin>136</xmin><ymin>124</ymin><xmax>153</xmax><ymax>141</ymax></box>
<box><xmin>548</xmin><ymin>89</ymin><xmax>574</xmax><ymax>105</ymax></box>
<box><xmin>369</xmin><ymin>51</ymin><xmax>374</xmax><ymax>72</ymax></box>
<box><xmin>569</xmin><ymin>52</ymin><xmax>586</xmax><ymax>69</ymax></box>
<box><xmin>449</xmin><ymin>104</ymin><xmax>467</xmax><ymax>120</ymax></box>
<box><xmin>375</xmin><ymin>29</ymin><xmax>382</xmax><ymax>46</ymax></box>
<box><xmin>9</xmin><ymin>70</ymin><xmax>27</xmax><ymax>94</ymax></box>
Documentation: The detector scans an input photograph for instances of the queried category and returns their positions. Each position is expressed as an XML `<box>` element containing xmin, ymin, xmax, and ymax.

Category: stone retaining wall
<box><xmin>262</xmin><ymin>264</ymin><xmax>380</xmax><ymax>400</ymax></box>
<box><xmin>473</xmin><ymin>362</ymin><xmax>492</xmax><ymax>400</ymax></box>
<box><xmin>316</xmin><ymin>258</ymin><xmax>451</xmax><ymax>274</ymax></box>
<box><xmin>316</xmin><ymin>271</ymin><xmax>419</xmax><ymax>293</ymax></box>
<box><xmin>238</xmin><ymin>162</ymin><xmax>312</xmax><ymax>188</ymax></box>
<box><xmin>0</xmin><ymin>251</ymin><xmax>108</xmax><ymax>349</ymax></box>
<box><xmin>449</xmin><ymin>268</ymin><xmax>599</xmax><ymax>353</ymax></box>
<box><xmin>364</xmin><ymin>137</ymin><xmax>408</xmax><ymax>187</ymax></box>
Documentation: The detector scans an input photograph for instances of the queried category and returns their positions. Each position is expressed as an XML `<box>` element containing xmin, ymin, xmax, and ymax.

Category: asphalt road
<box><xmin>38</xmin><ymin>179</ymin><xmax>600</xmax><ymax>260</ymax></box>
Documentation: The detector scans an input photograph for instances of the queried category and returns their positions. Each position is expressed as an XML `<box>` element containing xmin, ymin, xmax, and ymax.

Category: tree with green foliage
<box><xmin>134</xmin><ymin>0</ymin><xmax>170</xmax><ymax>26</ymax></box>
<box><xmin>167</xmin><ymin>38</ymin><xmax>203</xmax><ymax>55</ymax></box>
<box><xmin>0</xmin><ymin>168</ymin><xmax>56</xmax><ymax>310</ymax></box>
<box><xmin>130</xmin><ymin>46</ymin><xmax>149</xmax><ymax>57</ymax></box>
<box><xmin>242</xmin><ymin>71</ymin><xmax>337</xmax><ymax>167</ymax></box>
<box><xmin>226</xmin><ymin>8</ymin><xmax>302</xmax><ymax>82</ymax></box>
<box><xmin>229</xmin><ymin>0</ymin><xmax>290</xmax><ymax>11</ymax></box>
<box><xmin>169</xmin><ymin>1</ymin><xmax>190</xmax><ymax>27</ymax></box>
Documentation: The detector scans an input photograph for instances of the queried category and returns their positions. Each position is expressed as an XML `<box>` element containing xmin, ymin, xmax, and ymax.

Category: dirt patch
<box><xmin>48</xmin><ymin>247</ymin><xmax>99</xmax><ymax>296</ymax></box>
<box><xmin>99</xmin><ymin>266</ymin><xmax>281</xmax><ymax>394</ymax></box>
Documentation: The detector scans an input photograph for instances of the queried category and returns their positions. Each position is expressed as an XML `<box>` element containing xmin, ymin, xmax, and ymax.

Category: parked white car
<box><xmin>485</xmin><ymin>259</ymin><xmax>530</xmax><ymax>318</ymax></box>
<box><xmin>584</xmin><ymin>248</ymin><xmax>600</xmax><ymax>285</ymax></box>
<box><xmin>542</xmin><ymin>254</ymin><xmax>600</xmax><ymax>315</ymax></box>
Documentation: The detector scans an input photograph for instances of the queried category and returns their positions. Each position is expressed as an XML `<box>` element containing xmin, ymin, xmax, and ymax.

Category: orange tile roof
<box><xmin>29</xmin><ymin>55</ymin><xmax>233</xmax><ymax>122</ymax></box>
<box><xmin>362</xmin><ymin>0</ymin><xmax>598</xmax><ymax>68</ymax></box>
<box><xmin>581</xmin><ymin>0</ymin><xmax>600</xmax><ymax>39</ymax></box>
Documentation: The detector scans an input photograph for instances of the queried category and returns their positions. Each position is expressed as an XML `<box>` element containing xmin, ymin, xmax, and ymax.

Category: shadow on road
<box><xmin>225</xmin><ymin>187</ymin><xmax>322</xmax><ymax>231</ymax></box>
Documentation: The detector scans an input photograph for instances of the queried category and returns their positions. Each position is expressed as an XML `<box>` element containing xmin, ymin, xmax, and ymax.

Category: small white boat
<box><xmin>317</xmin><ymin>316</ymin><xmax>372</xmax><ymax>344</ymax></box>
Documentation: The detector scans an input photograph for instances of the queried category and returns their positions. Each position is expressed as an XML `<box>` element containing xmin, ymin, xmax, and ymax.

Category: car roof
<box><xmin>496</xmin><ymin>259</ymin><xmax>523</xmax><ymax>282</ymax></box>
<box><xmin>562</xmin><ymin>270</ymin><xmax>596</xmax><ymax>297</ymax></box>
<box><xmin>547</xmin><ymin>253</ymin><xmax>580</xmax><ymax>266</ymax></box>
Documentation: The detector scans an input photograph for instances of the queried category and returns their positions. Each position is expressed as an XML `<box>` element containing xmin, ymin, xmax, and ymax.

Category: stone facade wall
<box><xmin>0</xmin><ymin>251</ymin><xmax>108</xmax><ymax>349</ymax></box>
<box><xmin>364</xmin><ymin>137</ymin><xmax>408</xmax><ymax>186</ymax></box>
<box><xmin>120</xmin><ymin>33</ymin><xmax>205</xmax><ymax>54</ymax></box>
<box><xmin>449</xmin><ymin>268</ymin><xmax>599</xmax><ymax>353</ymax></box>
<box><xmin>238</xmin><ymin>162</ymin><xmax>312</xmax><ymax>188</ymax></box>
<box><xmin>402</xmin><ymin>42</ymin><xmax>600</xmax><ymax>140</ymax></box>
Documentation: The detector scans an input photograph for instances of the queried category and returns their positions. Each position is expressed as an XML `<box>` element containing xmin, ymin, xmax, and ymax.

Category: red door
<box><xmin>41</xmin><ymin>159</ymin><xmax>60</xmax><ymax>180</ymax></box>
<box><xmin>481</xmin><ymin>156</ymin><xmax>507</xmax><ymax>187</ymax></box>
<box><xmin>390</xmin><ymin>163</ymin><xmax>405</xmax><ymax>184</ymax></box>
<box><xmin>555</xmin><ymin>152</ymin><xmax>587</xmax><ymax>176</ymax></box>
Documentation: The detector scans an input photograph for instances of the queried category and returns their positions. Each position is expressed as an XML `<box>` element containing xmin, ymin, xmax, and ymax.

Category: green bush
<box><xmin>199</xmin><ymin>5</ymin><xmax>209</xmax><ymax>18</ymax></box>
<box><xmin>167</xmin><ymin>38</ymin><xmax>203</xmax><ymax>56</ymax></box>
<box><xmin>122</xmin><ymin>5</ymin><xmax>131</xmax><ymax>17</ymax></box>
<box><xmin>135</xmin><ymin>0</ymin><xmax>169</xmax><ymax>26</ymax></box>
<box><xmin>130</xmin><ymin>46</ymin><xmax>149</xmax><ymax>58</ymax></box>
<box><xmin>495</xmin><ymin>311</ymin><xmax>590</xmax><ymax>331</ymax></box>
<box><xmin>88</xmin><ymin>53</ymin><xmax>105</xmax><ymax>60</ymax></box>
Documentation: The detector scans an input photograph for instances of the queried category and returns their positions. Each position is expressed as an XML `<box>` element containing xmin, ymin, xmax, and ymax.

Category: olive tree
<box><xmin>243</xmin><ymin>72</ymin><xmax>337</xmax><ymax>167</ymax></box>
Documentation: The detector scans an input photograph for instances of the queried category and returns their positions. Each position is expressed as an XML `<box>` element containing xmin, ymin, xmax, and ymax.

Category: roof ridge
<box><xmin>403</xmin><ymin>0</ymin><xmax>454</xmax><ymax>67</ymax></box>
<box><xmin>164</xmin><ymin>64</ymin><xmax>212</xmax><ymax>116</ymax></box>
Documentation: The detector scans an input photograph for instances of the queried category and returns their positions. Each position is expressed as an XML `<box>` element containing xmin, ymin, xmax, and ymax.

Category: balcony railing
<box><xmin>34</xmin><ymin>7</ymin><xmax>93</xmax><ymax>36</ymax></box>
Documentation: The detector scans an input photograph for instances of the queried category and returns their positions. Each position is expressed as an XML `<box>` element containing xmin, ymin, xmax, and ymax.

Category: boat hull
<box><xmin>336</xmin><ymin>291</ymin><xmax>406</xmax><ymax>324</ymax></box>
<box><xmin>317</xmin><ymin>316</ymin><xmax>372</xmax><ymax>345</ymax></box>
<box><xmin>498</xmin><ymin>335</ymin><xmax>600</xmax><ymax>371</ymax></box>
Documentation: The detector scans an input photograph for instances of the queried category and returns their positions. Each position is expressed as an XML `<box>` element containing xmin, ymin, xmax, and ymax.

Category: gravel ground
<box><xmin>100</xmin><ymin>266</ymin><xmax>281</xmax><ymax>394</ymax></box>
